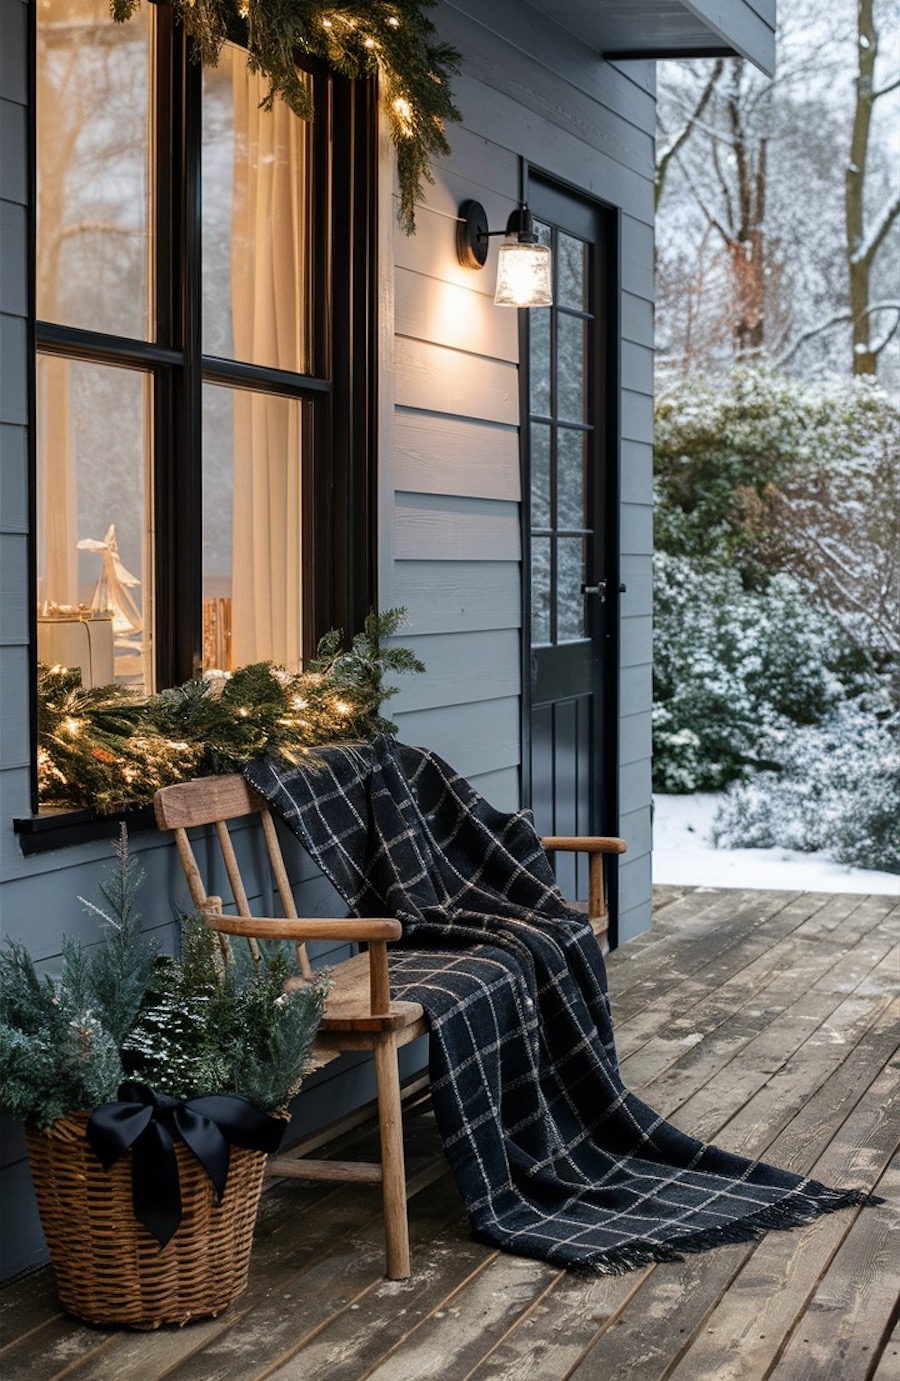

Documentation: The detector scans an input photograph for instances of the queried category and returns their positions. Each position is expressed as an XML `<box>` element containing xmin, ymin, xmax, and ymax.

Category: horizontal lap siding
<box><xmin>384</xmin><ymin>1</ymin><xmax>655</xmax><ymax>935</ymax></box>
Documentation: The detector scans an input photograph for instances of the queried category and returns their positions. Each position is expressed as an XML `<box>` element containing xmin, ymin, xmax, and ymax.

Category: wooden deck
<box><xmin>2</xmin><ymin>885</ymin><xmax>898</xmax><ymax>1380</ymax></box>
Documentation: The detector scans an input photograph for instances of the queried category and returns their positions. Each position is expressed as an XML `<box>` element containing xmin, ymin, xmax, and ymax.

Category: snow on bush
<box><xmin>655</xmin><ymin>369</ymin><xmax>899</xmax><ymax>662</ymax></box>
<box><xmin>652</xmin><ymin>551</ymin><xmax>867</xmax><ymax>793</ymax></box>
<box><xmin>653</xmin><ymin>368</ymin><xmax>898</xmax><ymax>867</ymax></box>
<box><xmin>711</xmin><ymin>693</ymin><xmax>900</xmax><ymax>874</ymax></box>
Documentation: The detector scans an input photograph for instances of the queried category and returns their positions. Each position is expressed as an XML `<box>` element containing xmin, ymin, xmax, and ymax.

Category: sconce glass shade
<box><xmin>494</xmin><ymin>238</ymin><xmax>553</xmax><ymax>308</ymax></box>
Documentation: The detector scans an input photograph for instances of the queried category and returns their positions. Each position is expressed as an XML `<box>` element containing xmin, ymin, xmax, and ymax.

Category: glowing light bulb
<box><xmin>392</xmin><ymin>96</ymin><xmax>414</xmax><ymax>136</ymax></box>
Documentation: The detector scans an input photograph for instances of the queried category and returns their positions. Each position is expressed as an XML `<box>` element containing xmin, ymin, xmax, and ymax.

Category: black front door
<box><xmin>522</xmin><ymin>176</ymin><xmax>619</xmax><ymax>906</ymax></box>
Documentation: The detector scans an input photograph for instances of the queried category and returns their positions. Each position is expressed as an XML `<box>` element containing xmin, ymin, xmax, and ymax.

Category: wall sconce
<box><xmin>456</xmin><ymin>200</ymin><xmax>553</xmax><ymax>308</ymax></box>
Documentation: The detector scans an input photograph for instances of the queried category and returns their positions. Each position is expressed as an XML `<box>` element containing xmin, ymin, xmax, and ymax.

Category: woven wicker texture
<box><xmin>26</xmin><ymin>1114</ymin><xmax>267</xmax><ymax>1329</ymax></box>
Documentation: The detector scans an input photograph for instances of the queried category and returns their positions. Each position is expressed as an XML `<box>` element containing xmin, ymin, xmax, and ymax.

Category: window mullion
<box><xmin>155</xmin><ymin>22</ymin><xmax>202</xmax><ymax>687</ymax></box>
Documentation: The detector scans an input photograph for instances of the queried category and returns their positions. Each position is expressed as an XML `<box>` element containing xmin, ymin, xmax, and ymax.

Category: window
<box><xmin>34</xmin><ymin>1</ymin><xmax>374</xmax><ymax>734</ymax></box>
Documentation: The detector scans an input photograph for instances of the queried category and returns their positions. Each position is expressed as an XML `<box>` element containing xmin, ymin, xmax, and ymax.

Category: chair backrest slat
<box><xmin>214</xmin><ymin>819</ymin><xmax>261</xmax><ymax>962</ymax></box>
<box><xmin>155</xmin><ymin>774</ymin><xmax>311</xmax><ymax>973</ymax></box>
<box><xmin>260</xmin><ymin>809</ymin><xmax>313</xmax><ymax>978</ymax></box>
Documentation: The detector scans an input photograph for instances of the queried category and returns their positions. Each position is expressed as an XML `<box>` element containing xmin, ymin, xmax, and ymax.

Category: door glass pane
<box><xmin>557</xmin><ymin>314</ymin><xmax>587</xmax><ymax>423</ymax></box>
<box><xmin>529</xmin><ymin>308</ymin><xmax>551</xmax><ymax>417</ymax></box>
<box><xmin>557</xmin><ymin>234</ymin><xmax>587</xmax><ymax>311</ymax></box>
<box><xmin>202</xmin><ymin>46</ymin><xmax>315</xmax><ymax>374</ymax></box>
<box><xmin>531</xmin><ymin>537</ymin><xmax>552</xmax><ymax>644</ymax></box>
<box><xmin>557</xmin><ymin>538</ymin><xmax>586</xmax><ymax>642</ymax></box>
<box><xmin>531</xmin><ymin>424</ymin><xmax>552</xmax><ymax>530</ymax></box>
<box><xmin>36</xmin><ymin>0</ymin><xmax>153</xmax><ymax>340</ymax></box>
<box><xmin>36</xmin><ymin>356</ymin><xmax>153</xmax><ymax>693</ymax></box>
<box><xmin>203</xmin><ymin>383</ymin><xmax>307</xmax><ymax>672</ymax></box>
<box><xmin>557</xmin><ymin>429</ymin><xmax>586</xmax><ymax>531</ymax></box>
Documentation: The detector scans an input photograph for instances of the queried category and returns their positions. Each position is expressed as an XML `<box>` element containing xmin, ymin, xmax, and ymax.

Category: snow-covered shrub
<box><xmin>711</xmin><ymin>694</ymin><xmax>900</xmax><ymax>874</ymax></box>
<box><xmin>655</xmin><ymin>370</ymin><xmax>900</xmax><ymax>655</ymax></box>
<box><xmin>653</xmin><ymin>551</ymin><xmax>869</xmax><ymax>793</ymax></box>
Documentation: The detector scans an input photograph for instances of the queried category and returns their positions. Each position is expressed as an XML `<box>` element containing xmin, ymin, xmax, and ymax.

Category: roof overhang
<box><xmin>525</xmin><ymin>0</ymin><xmax>776</xmax><ymax>77</ymax></box>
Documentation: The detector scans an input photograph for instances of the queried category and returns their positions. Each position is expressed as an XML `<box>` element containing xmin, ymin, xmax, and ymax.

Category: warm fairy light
<box><xmin>387</xmin><ymin>15</ymin><xmax>400</xmax><ymax>25</ymax></box>
<box><xmin>292</xmin><ymin>695</ymin><xmax>308</xmax><ymax>710</ymax></box>
<box><xmin>364</xmin><ymin>36</ymin><xmax>376</xmax><ymax>48</ymax></box>
<box><xmin>237</xmin><ymin>706</ymin><xmax>250</xmax><ymax>717</ymax></box>
<box><xmin>64</xmin><ymin>717</ymin><xmax>83</xmax><ymax>736</ymax></box>
<box><xmin>322</xmin><ymin>16</ymin><xmax>332</xmax><ymax>28</ymax></box>
<box><xmin>238</xmin><ymin>0</ymin><xmax>248</xmax><ymax>16</ymax></box>
<box><xmin>392</xmin><ymin>96</ymin><xmax>414</xmax><ymax>136</ymax></box>
<box><xmin>333</xmin><ymin>700</ymin><xmax>352</xmax><ymax>716</ymax></box>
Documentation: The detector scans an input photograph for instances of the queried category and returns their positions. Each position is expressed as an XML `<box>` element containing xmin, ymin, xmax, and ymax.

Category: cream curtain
<box><xmin>228</xmin><ymin>54</ymin><xmax>311</xmax><ymax>670</ymax></box>
<box><xmin>38</xmin><ymin>358</ymin><xmax>78</xmax><ymax>607</ymax></box>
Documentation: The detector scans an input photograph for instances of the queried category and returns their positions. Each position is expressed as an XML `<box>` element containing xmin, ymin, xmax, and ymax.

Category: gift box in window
<box><xmin>37</xmin><ymin>607</ymin><xmax>115</xmax><ymax>689</ymax></box>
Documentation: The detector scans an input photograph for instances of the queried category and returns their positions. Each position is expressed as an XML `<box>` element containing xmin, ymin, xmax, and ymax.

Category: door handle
<box><xmin>580</xmin><ymin>582</ymin><xmax>627</xmax><ymax>598</ymax></box>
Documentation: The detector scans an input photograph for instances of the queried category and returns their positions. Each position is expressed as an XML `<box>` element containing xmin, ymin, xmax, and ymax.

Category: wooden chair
<box><xmin>153</xmin><ymin>773</ymin><xmax>626</xmax><ymax>1280</ymax></box>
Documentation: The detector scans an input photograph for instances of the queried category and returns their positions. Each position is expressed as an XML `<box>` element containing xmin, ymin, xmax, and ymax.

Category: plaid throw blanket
<box><xmin>246</xmin><ymin>738</ymin><xmax>868</xmax><ymax>1274</ymax></box>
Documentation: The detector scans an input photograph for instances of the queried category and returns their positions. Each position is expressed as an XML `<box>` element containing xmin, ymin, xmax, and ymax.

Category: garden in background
<box><xmin>652</xmin><ymin>0</ymin><xmax>899</xmax><ymax>885</ymax></box>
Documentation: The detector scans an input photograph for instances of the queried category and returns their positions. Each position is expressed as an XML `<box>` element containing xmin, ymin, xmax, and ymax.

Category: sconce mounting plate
<box><xmin>457</xmin><ymin>200</ymin><xmax>490</xmax><ymax>269</ymax></box>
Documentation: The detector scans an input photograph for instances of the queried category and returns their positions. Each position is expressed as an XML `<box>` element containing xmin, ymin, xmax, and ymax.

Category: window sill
<box><xmin>14</xmin><ymin>805</ymin><xmax>158</xmax><ymax>856</ymax></box>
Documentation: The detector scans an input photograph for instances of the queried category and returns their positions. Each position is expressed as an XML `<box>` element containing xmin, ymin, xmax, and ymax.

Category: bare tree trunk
<box><xmin>847</xmin><ymin>0</ymin><xmax>877</xmax><ymax>374</ymax></box>
<box><xmin>724</xmin><ymin>63</ymin><xmax>768</xmax><ymax>358</ymax></box>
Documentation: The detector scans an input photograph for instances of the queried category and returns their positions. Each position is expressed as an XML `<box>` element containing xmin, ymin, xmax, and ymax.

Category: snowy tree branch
<box><xmin>656</xmin><ymin>60</ymin><xmax>724</xmax><ymax>210</ymax></box>
<box><xmin>776</xmin><ymin>301</ymin><xmax>900</xmax><ymax>367</ymax></box>
<box><xmin>850</xmin><ymin>194</ymin><xmax>900</xmax><ymax>269</ymax></box>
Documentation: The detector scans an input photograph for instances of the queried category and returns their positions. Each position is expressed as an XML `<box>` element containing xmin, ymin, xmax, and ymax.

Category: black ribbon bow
<box><xmin>86</xmin><ymin>1081</ymin><xmax>286</xmax><ymax>1247</ymax></box>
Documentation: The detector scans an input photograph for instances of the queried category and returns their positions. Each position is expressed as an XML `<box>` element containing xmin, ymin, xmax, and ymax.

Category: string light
<box><xmin>392</xmin><ymin>96</ymin><xmax>414</xmax><ymax>136</ymax></box>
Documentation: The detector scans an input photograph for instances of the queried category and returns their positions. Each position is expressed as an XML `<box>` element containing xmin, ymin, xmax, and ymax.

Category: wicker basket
<box><xmin>26</xmin><ymin>1112</ymin><xmax>268</xmax><ymax>1329</ymax></box>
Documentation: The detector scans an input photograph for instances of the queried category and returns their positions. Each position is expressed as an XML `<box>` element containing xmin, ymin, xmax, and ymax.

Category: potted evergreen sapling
<box><xmin>0</xmin><ymin>828</ymin><xmax>328</xmax><ymax>1328</ymax></box>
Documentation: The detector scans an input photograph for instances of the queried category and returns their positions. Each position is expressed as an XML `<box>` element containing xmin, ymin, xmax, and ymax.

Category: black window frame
<box><xmin>20</xmin><ymin>6</ymin><xmax>377</xmax><ymax>840</ymax></box>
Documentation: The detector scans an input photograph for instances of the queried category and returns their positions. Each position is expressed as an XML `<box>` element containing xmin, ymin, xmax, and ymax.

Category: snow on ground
<box><xmin>653</xmin><ymin>793</ymin><xmax>899</xmax><ymax>896</ymax></box>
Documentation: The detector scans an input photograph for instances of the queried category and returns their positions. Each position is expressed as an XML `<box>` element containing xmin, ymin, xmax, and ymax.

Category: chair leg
<box><xmin>373</xmin><ymin>1033</ymin><xmax>411</xmax><ymax>1279</ymax></box>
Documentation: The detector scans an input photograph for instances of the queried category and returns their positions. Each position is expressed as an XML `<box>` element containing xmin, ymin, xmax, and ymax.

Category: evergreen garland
<box><xmin>110</xmin><ymin>0</ymin><xmax>462</xmax><ymax>233</ymax></box>
<box><xmin>38</xmin><ymin>608</ymin><xmax>425</xmax><ymax>813</ymax></box>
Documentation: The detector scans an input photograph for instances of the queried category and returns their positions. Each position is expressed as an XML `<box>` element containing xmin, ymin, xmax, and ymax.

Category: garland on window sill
<box><xmin>111</xmin><ymin>0</ymin><xmax>461</xmax><ymax>233</ymax></box>
<box><xmin>37</xmin><ymin>609</ymin><xmax>425</xmax><ymax>815</ymax></box>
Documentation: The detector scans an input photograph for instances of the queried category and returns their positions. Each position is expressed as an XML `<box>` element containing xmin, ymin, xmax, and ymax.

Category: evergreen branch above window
<box><xmin>110</xmin><ymin>0</ymin><xmax>461</xmax><ymax>232</ymax></box>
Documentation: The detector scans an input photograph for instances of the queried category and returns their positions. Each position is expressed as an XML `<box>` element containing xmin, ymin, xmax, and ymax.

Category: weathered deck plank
<box><xmin>0</xmin><ymin>886</ymin><xmax>896</xmax><ymax>1381</ymax></box>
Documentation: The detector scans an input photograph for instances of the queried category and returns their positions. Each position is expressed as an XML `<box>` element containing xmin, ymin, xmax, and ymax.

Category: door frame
<box><xmin>518</xmin><ymin>169</ymin><xmax>623</xmax><ymax>943</ymax></box>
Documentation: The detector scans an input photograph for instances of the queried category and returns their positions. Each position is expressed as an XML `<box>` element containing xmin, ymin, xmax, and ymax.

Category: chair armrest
<box><xmin>541</xmin><ymin>836</ymin><xmax>626</xmax><ymax>932</ymax></box>
<box><xmin>541</xmin><ymin>835</ymin><xmax>627</xmax><ymax>856</ymax></box>
<box><xmin>200</xmin><ymin>913</ymin><xmax>402</xmax><ymax>943</ymax></box>
<box><xmin>200</xmin><ymin>908</ymin><xmax>400</xmax><ymax>1017</ymax></box>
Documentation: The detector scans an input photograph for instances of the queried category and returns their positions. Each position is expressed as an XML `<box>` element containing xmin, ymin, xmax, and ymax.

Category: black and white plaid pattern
<box><xmin>246</xmin><ymin>739</ymin><xmax>867</xmax><ymax>1274</ymax></box>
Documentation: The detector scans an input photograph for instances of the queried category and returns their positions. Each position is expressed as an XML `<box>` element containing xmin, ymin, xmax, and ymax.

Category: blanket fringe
<box><xmin>574</xmin><ymin>1184</ymin><xmax>879</xmax><ymax>1277</ymax></box>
